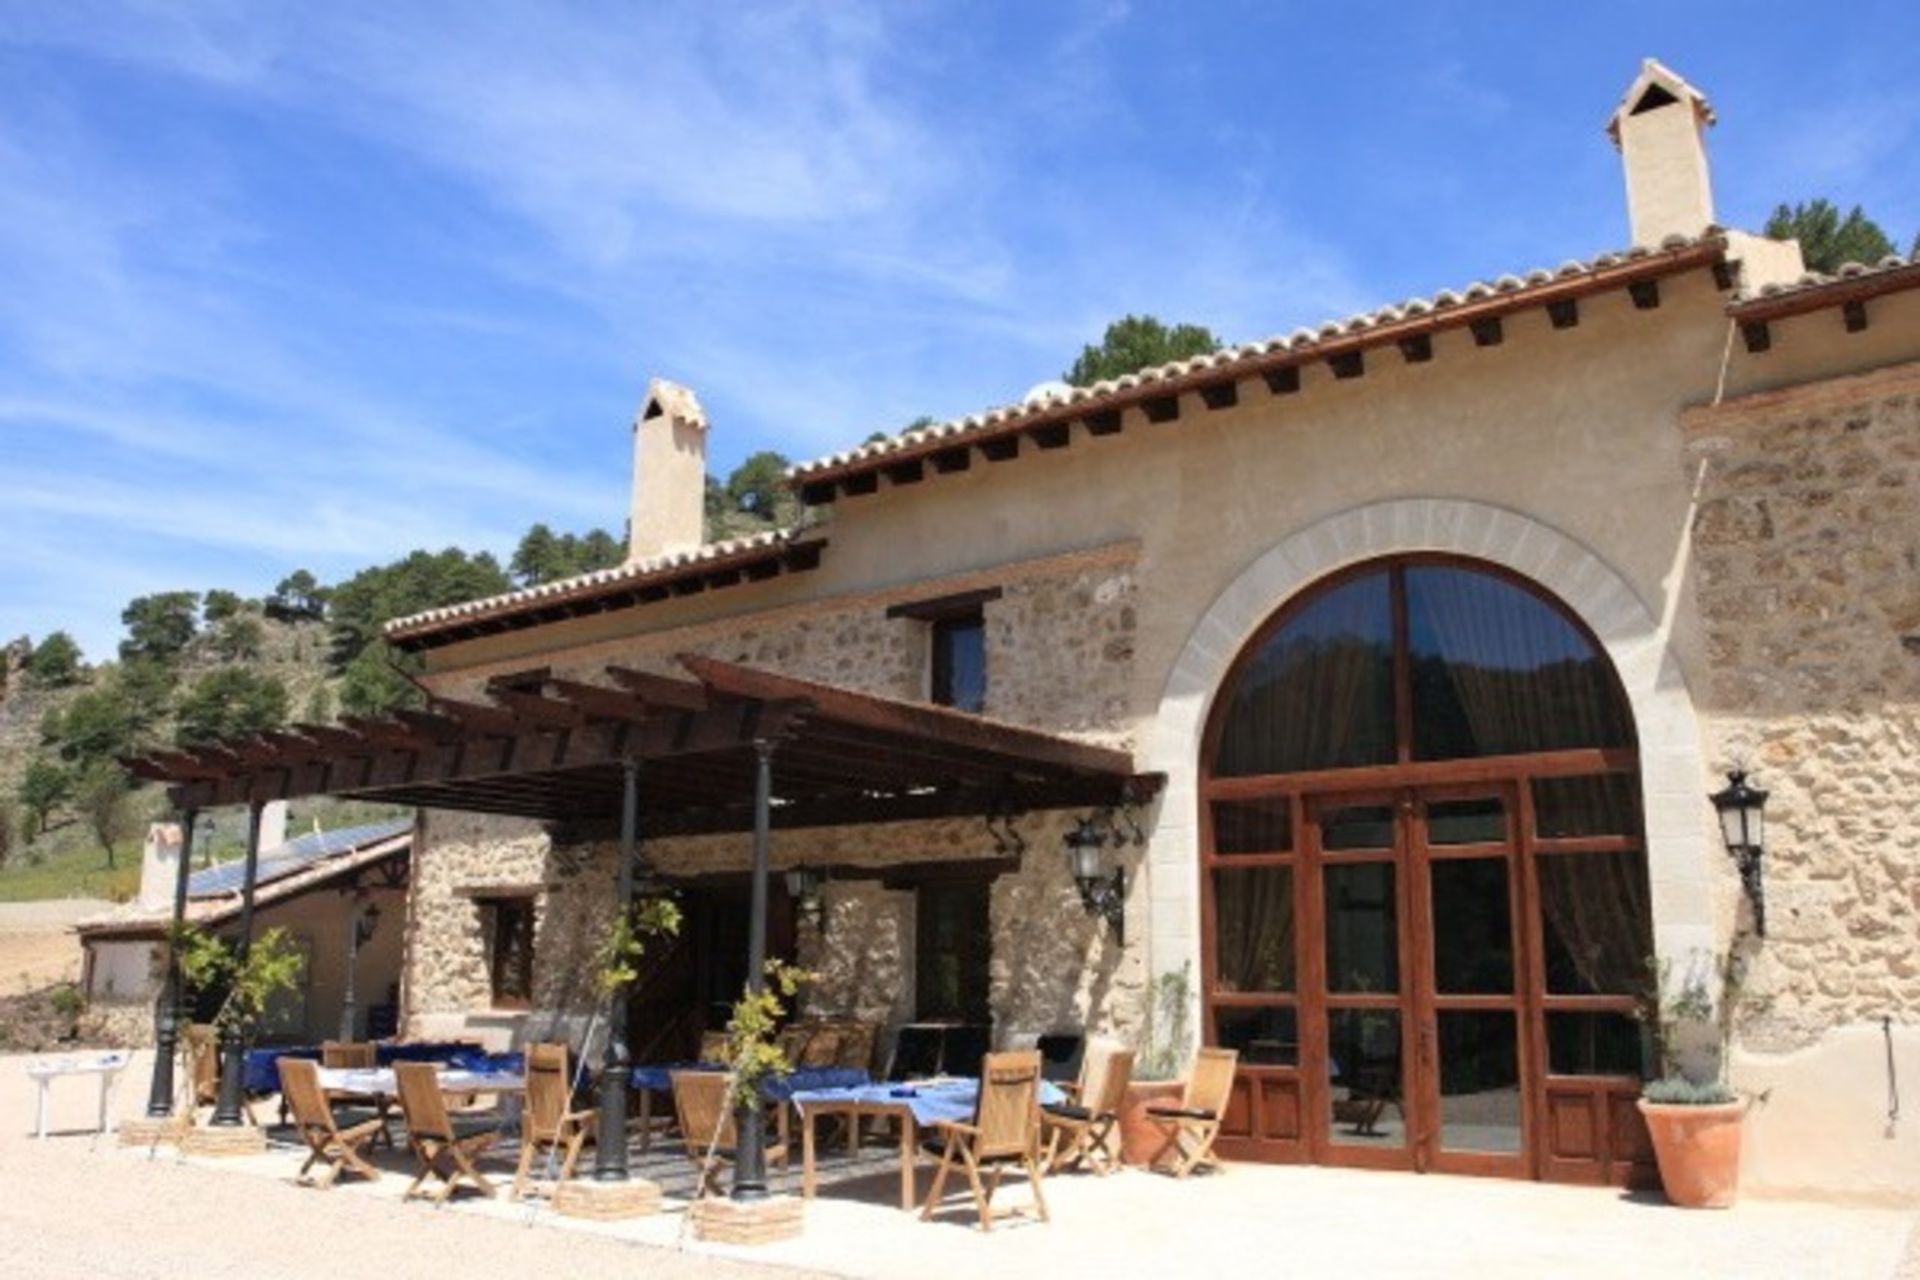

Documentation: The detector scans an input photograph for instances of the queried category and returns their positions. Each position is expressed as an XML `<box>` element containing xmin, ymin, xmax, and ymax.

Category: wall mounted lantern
<box><xmin>785</xmin><ymin>865</ymin><xmax>827</xmax><ymax>932</ymax></box>
<box><xmin>1710</xmin><ymin>769</ymin><xmax>1769</xmax><ymax>937</ymax></box>
<box><xmin>354</xmin><ymin>899</ymin><xmax>382</xmax><ymax>948</ymax></box>
<box><xmin>1064</xmin><ymin>814</ymin><xmax>1126</xmax><ymax>943</ymax></box>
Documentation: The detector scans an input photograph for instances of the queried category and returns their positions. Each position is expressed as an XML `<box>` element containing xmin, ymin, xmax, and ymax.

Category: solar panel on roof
<box><xmin>187</xmin><ymin>817</ymin><xmax>411</xmax><ymax>898</ymax></box>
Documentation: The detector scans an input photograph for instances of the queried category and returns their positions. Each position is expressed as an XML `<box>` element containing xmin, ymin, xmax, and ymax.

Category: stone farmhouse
<box><xmin>132</xmin><ymin>60</ymin><xmax>1920</xmax><ymax>1201</ymax></box>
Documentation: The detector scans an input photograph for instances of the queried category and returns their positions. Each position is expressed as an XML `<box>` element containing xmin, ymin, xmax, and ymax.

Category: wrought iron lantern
<box><xmin>353</xmin><ymin>899</ymin><xmax>382</xmax><ymax>948</ymax></box>
<box><xmin>1064</xmin><ymin>815</ymin><xmax>1125</xmax><ymax>943</ymax></box>
<box><xmin>785</xmin><ymin>864</ymin><xmax>827</xmax><ymax>932</ymax></box>
<box><xmin>1710</xmin><ymin>769</ymin><xmax>1769</xmax><ymax>936</ymax></box>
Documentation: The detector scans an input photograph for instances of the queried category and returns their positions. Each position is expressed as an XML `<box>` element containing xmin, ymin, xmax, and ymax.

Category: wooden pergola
<box><xmin>125</xmin><ymin>655</ymin><xmax>1160</xmax><ymax>1199</ymax></box>
<box><xmin>126</xmin><ymin>654</ymin><xmax>1156</xmax><ymax>832</ymax></box>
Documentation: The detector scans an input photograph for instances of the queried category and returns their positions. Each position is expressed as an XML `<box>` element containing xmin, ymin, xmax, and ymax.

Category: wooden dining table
<box><xmin>789</xmin><ymin>1078</ymin><xmax>1065</xmax><ymax>1211</ymax></box>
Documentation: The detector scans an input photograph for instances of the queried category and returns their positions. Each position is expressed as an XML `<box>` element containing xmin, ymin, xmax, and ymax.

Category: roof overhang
<box><xmin>385</xmin><ymin>534</ymin><xmax>827</xmax><ymax>654</ymax></box>
<box><xmin>123</xmin><ymin>657</ymin><xmax>1160</xmax><ymax>840</ymax></box>
<box><xmin>787</xmin><ymin>235</ymin><xmax>1728</xmax><ymax>505</ymax></box>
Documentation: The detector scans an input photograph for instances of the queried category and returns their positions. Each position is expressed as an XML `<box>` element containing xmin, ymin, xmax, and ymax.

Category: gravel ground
<box><xmin>4</xmin><ymin>1048</ymin><xmax>1915</xmax><ymax>1280</ymax></box>
<box><xmin>0</xmin><ymin>1048</ymin><xmax>827</xmax><ymax>1280</ymax></box>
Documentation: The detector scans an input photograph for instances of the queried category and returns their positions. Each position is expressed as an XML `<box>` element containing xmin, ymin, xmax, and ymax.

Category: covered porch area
<box><xmin>124</xmin><ymin>654</ymin><xmax>1160</xmax><ymax>1198</ymax></box>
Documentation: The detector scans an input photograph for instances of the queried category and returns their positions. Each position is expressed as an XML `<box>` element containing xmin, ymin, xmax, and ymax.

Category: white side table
<box><xmin>25</xmin><ymin>1052</ymin><xmax>130</xmax><ymax>1139</ymax></box>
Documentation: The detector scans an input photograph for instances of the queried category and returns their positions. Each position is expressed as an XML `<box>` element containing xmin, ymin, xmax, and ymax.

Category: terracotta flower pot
<box><xmin>1118</xmin><ymin>1080</ymin><xmax>1185</xmax><ymax>1167</ymax></box>
<box><xmin>1637</xmin><ymin>1098</ymin><xmax>1748</xmax><ymax>1208</ymax></box>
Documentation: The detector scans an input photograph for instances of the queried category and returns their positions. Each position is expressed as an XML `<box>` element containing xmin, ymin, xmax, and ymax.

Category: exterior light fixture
<box><xmin>1064</xmin><ymin>814</ymin><xmax>1125</xmax><ymax>943</ymax></box>
<box><xmin>1710</xmin><ymin>769</ymin><xmax>1769</xmax><ymax>937</ymax></box>
<box><xmin>354</xmin><ymin>899</ymin><xmax>382</xmax><ymax>948</ymax></box>
<box><xmin>785</xmin><ymin>865</ymin><xmax>827</xmax><ymax>932</ymax></box>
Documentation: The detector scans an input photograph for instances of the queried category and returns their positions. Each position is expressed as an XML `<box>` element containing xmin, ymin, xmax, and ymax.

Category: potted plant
<box><xmin>1119</xmin><ymin>963</ymin><xmax>1193</xmax><ymax>1166</ymax></box>
<box><xmin>1637</xmin><ymin>948</ymin><xmax>1756</xmax><ymax>1208</ymax></box>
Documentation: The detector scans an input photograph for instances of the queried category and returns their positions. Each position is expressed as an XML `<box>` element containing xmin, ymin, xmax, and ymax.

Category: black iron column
<box><xmin>731</xmin><ymin>737</ymin><xmax>776</xmax><ymax>1202</ymax></box>
<box><xmin>594</xmin><ymin>755</ymin><xmax>641</xmax><ymax>1180</ymax></box>
<box><xmin>210</xmin><ymin>800</ymin><xmax>264</xmax><ymax>1127</ymax></box>
<box><xmin>144</xmin><ymin>808</ymin><xmax>198</xmax><ymax>1119</ymax></box>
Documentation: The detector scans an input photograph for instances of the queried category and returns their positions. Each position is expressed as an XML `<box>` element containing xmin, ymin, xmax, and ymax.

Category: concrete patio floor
<box><xmin>7</xmin><ymin>1050</ymin><xmax>1918</xmax><ymax>1279</ymax></box>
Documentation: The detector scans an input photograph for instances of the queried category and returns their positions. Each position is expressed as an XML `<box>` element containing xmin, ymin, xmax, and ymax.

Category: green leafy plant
<box><xmin>1642</xmin><ymin>947</ymin><xmax>1763</xmax><ymax>1106</ymax></box>
<box><xmin>722</xmin><ymin>958</ymin><xmax>815</xmax><ymax>1112</ymax></box>
<box><xmin>1135</xmin><ymin>961</ymin><xmax>1194</xmax><ymax>1081</ymax></box>
<box><xmin>592</xmin><ymin>894</ymin><xmax>683</xmax><ymax>997</ymax></box>
<box><xmin>48</xmin><ymin>981</ymin><xmax>84</xmax><ymax>1022</ymax></box>
<box><xmin>170</xmin><ymin>922</ymin><xmax>305</xmax><ymax>1040</ymax></box>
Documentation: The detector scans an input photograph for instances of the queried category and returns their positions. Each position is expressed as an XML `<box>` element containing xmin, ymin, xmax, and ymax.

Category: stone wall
<box><xmin>1682</xmin><ymin>360</ymin><xmax>1920</xmax><ymax>1050</ymax></box>
<box><xmin>403</xmin><ymin>554</ymin><xmax>1144</xmax><ymax>1051</ymax></box>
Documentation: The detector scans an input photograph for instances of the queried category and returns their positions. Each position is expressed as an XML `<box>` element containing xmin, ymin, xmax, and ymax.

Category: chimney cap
<box><xmin>1606</xmin><ymin>58</ymin><xmax>1715</xmax><ymax>146</ymax></box>
<box><xmin>637</xmin><ymin>377</ymin><xmax>709</xmax><ymax>432</ymax></box>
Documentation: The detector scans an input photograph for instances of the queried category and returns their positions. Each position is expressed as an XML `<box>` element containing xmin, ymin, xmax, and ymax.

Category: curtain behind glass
<box><xmin>1213</xmin><ymin>866</ymin><xmax>1296</xmax><ymax>992</ymax></box>
<box><xmin>1406</xmin><ymin>566</ymin><xmax>1633</xmax><ymax>760</ymax></box>
<box><xmin>1538</xmin><ymin>853</ymin><xmax>1652</xmax><ymax>995</ymax></box>
<box><xmin>1215</xmin><ymin>571</ymin><xmax>1395</xmax><ymax>776</ymax></box>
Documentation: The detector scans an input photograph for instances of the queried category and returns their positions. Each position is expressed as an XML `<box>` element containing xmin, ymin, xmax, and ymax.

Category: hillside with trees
<box><xmin>0</xmin><ymin>452</ymin><xmax>800</xmax><ymax>902</ymax></box>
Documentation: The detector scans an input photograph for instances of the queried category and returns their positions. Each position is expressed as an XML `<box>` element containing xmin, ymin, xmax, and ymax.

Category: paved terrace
<box><xmin>5</xmin><ymin>1050</ymin><xmax>1918</xmax><ymax>1280</ymax></box>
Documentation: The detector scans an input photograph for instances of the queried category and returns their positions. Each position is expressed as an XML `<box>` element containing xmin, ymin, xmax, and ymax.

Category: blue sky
<box><xmin>2</xmin><ymin>2</ymin><xmax>1916</xmax><ymax>661</ymax></box>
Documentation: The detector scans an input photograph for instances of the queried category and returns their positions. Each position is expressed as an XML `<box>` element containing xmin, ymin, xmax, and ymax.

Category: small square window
<box><xmin>930</xmin><ymin>609</ymin><xmax>986</xmax><ymax>713</ymax></box>
<box><xmin>480</xmin><ymin>897</ymin><xmax>535</xmax><ymax>1008</ymax></box>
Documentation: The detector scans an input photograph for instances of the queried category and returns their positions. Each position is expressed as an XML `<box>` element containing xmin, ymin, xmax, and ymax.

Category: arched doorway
<box><xmin>1199</xmin><ymin>555</ymin><xmax>1655</xmax><ymax>1184</ymax></box>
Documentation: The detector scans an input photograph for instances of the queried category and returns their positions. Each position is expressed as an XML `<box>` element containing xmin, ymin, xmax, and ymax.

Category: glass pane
<box><xmin>1215</xmin><ymin>1006</ymin><xmax>1299</xmax><ymax>1067</ymax></box>
<box><xmin>1321</xmin><ymin>804</ymin><xmax>1394</xmax><ymax>851</ymax></box>
<box><xmin>1438</xmin><ymin>1011</ymin><xmax>1523</xmax><ymax>1153</ymax></box>
<box><xmin>1325</xmin><ymin>862</ymin><xmax>1397</xmax><ymax>993</ymax></box>
<box><xmin>1533</xmin><ymin>774</ymin><xmax>1640</xmax><ymax>839</ymax></box>
<box><xmin>1430</xmin><ymin>858</ymin><xmax>1513</xmax><ymax>994</ymax></box>
<box><xmin>1214</xmin><ymin>570</ymin><xmax>1395</xmax><ymax>776</ymax></box>
<box><xmin>1211</xmin><ymin>797</ymin><xmax>1292</xmax><ymax>854</ymax></box>
<box><xmin>933</xmin><ymin>616</ymin><xmax>986</xmax><ymax>713</ymax></box>
<box><xmin>1538</xmin><ymin>853</ymin><xmax>1652</xmax><ymax>995</ymax></box>
<box><xmin>1406</xmin><ymin>565</ymin><xmax>1634</xmax><ymax>761</ymax></box>
<box><xmin>1546</xmin><ymin>1011</ymin><xmax>1649</xmax><ymax>1077</ymax></box>
<box><xmin>1328</xmin><ymin>1009</ymin><xmax>1404</xmax><ymax>1146</ymax></box>
<box><xmin>1211</xmin><ymin>867</ymin><xmax>1296</xmax><ymax>993</ymax></box>
<box><xmin>1427</xmin><ymin>796</ymin><xmax>1506</xmax><ymax>845</ymax></box>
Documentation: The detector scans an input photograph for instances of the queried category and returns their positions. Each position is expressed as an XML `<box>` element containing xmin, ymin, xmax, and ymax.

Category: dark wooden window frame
<box><xmin>1197</xmin><ymin>553</ymin><xmax>1652</xmax><ymax>1185</ymax></box>
<box><xmin>478</xmin><ymin>893</ymin><xmax>536</xmax><ymax>1011</ymax></box>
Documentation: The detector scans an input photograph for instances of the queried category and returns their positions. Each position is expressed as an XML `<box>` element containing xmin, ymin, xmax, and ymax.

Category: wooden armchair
<box><xmin>920</xmin><ymin>1050</ymin><xmax>1049</xmax><ymax>1232</ymax></box>
<box><xmin>278</xmin><ymin>1057</ymin><xmax>383</xmax><ymax>1188</ymax></box>
<box><xmin>1042</xmin><ymin>1045</ymin><xmax>1134</xmax><ymax>1175</ymax></box>
<box><xmin>697</xmin><ymin>1029</ymin><xmax>731</xmax><ymax>1063</ymax></box>
<box><xmin>319</xmin><ymin>1040</ymin><xmax>393</xmax><ymax>1146</ymax></box>
<box><xmin>183</xmin><ymin>1023</ymin><xmax>262</xmax><ymax>1126</ymax></box>
<box><xmin>513</xmin><ymin>1043</ymin><xmax>596</xmax><ymax>1199</ymax></box>
<box><xmin>670</xmin><ymin>1071</ymin><xmax>788</xmax><ymax>1199</ymax></box>
<box><xmin>1144</xmin><ymin>1047</ymin><xmax>1239</xmax><ymax>1177</ymax></box>
<box><xmin>394</xmin><ymin>1061</ymin><xmax>500</xmax><ymax>1203</ymax></box>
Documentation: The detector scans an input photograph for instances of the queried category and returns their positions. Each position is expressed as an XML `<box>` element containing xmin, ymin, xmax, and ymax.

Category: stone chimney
<box><xmin>256</xmin><ymin>800</ymin><xmax>288</xmax><ymax>854</ymax></box>
<box><xmin>628</xmin><ymin>378</ymin><xmax>709</xmax><ymax>563</ymax></box>
<box><xmin>137</xmin><ymin>822</ymin><xmax>184</xmax><ymax>912</ymax></box>
<box><xmin>1608</xmin><ymin>59</ymin><xmax>1717</xmax><ymax>246</ymax></box>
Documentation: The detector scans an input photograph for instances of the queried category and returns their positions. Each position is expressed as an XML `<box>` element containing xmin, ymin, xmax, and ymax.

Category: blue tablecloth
<box><xmin>243</xmin><ymin>1042</ymin><xmax>520</xmax><ymax>1094</ymax></box>
<box><xmin>630</xmin><ymin>1061</ymin><xmax>870</xmax><ymax>1101</ymax></box>
<box><xmin>790</xmin><ymin>1078</ymin><xmax>1066</xmax><ymax>1128</ymax></box>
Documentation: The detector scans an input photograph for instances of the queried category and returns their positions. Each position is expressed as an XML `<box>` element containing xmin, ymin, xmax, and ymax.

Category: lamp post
<box><xmin>1710</xmin><ymin>769</ymin><xmax>1769</xmax><ymax>937</ymax></box>
<box><xmin>337</xmin><ymin>896</ymin><xmax>381</xmax><ymax>1043</ymax></box>
<box><xmin>144</xmin><ymin>808</ymin><xmax>198</xmax><ymax>1120</ymax></box>
<box><xmin>211</xmin><ymin>799</ymin><xmax>265</xmax><ymax>1128</ymax></box>
<box><xmin>1064</xmin><ymin>814</ymin><xmax>1126</xmax><ymax>943</ymax></box>
<box><xmin>594</xmin><ymin>755</ymin><xmax>642</xmax><ymax>1182</ymax></box>
<box><xmin>731</xmin><ymin>737</ymin><xmax>777</xmax><ymax>1203</ymax></box>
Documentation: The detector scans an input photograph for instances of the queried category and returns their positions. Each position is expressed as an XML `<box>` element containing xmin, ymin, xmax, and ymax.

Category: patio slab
<box><xmin>5</xmin><ymin>1050</ymin><xmax>1917</xmax><ymax>1279</ymax></box>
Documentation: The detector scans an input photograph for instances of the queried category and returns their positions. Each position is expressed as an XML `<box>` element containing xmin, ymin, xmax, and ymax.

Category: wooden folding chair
<box><xmin>278</xmin><ymin>1057</ymin><xmax>383</xmax><ymax>1188</ymax></box>
<box><xmin>394</xmin><ymin>1061</ymin><xmax>500</xmax><ymax>1203</ymax></box>
<box><xmin>1145</xmin><ymin>1047</ymin><xmax>1239</xmax><ymax>1177</ymax></box>
<box><xmin>513</xmin><ymin>1043</ymin><xmax>596</xmax><ymax>1199</ymax></box>
<box><xmin>697</xmin><ymin>1030</ymin><xmax>731</xmax><ymax>1063</ymax></box>
<box><xmin>920</xmin><ymin>1049</ymin><xmax>1049</xmax><ymax>1232</ymax></box>
<box><xmin>320</xmin><ymin>1041</ymin><xmax>394</xmax><ymax>1147</ymax></box>
<box><xmin>670</xmin><ymin>1071</ymin><xmax>788</xmax><ymax>1199</ymax></box>
<box><xmin>1042</xmin><ymin>1045</ymin><xmax>1134</xmax><ymax>1175</ymax></box>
